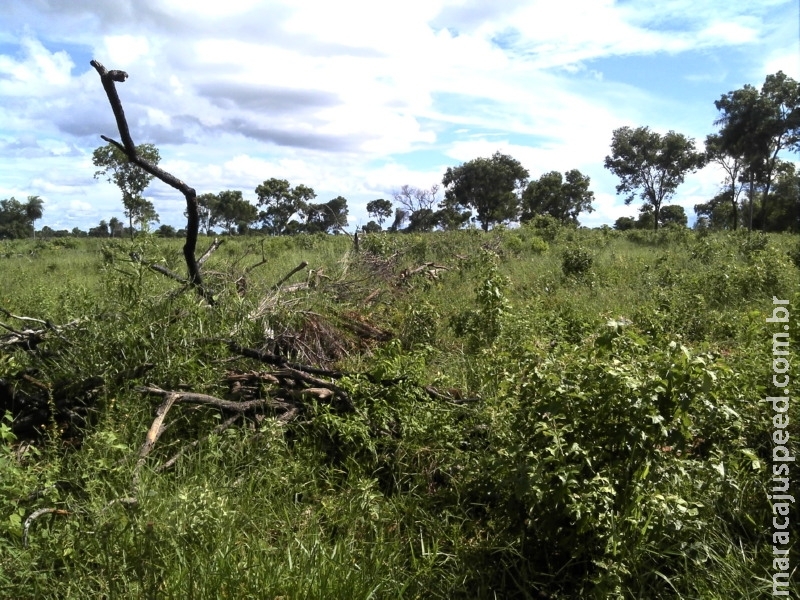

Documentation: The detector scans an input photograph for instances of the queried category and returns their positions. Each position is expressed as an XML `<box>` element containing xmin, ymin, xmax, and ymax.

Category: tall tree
<box><xmin>694</xmin><ymin>191</ymin><xmax>738</xmax><ymax>230</ymax></box>
<box><xmin>442</xmin><ymin>151</ymin><xmax>529</xmax><ymax>231</ymax></box>
<box><xmin>521</xmin><ymin>169</ymin><xmax>594</xmax><ymax>224</ymax></box>
<box><xmin>109</xmin><ymin>216</ymin><xmax>123</xmax><ymax>238</ymax></box>
<box><xmin>195</xmin><ymin>193</ymin><xmax>220</xmax><ymax>235</ymax></box>
<box><xmin>214</xmin><ymin>190</ymin><xmax>258</xmax><ymax>234</ymax></box>
<box><xmin>0</xmin><ymin>198</ymin><xmax>30</xmax><ymax>239</ymax></box>
<box><xmin>713</xmin><ymin>71</ymin><xmax>800</xmax><ymax>230</ymax></box>
<box><xmin>24</xmin><ymin>196</ymin><xmax>44</xmax><ymax>239</ymax></box>
<box><xmin>304</xmin><ymin>196</ymin><xmax>349</xmax><ymax>234</ymax></box>
<box><xmin>88</xmin><ymin>219</ymin><xmax>110</xmax><ymax>237</ymax></box>
<box><xmin>366</xmin><ymin>198</ymin><xmax>393</xmax><ymax>228</ymax></box>
<box><xmin>135</xmin><ymin>199</ymin><xmax>160</xmax><ymax>233</ymax></box>
<box><xmin>604</xmin><ymin>126</ymin><xmax>705</xmax><ymax>231</ymax></box>
<box><xmin>704</xmin><ymin>133</ymin><xmax>746</xmax><ymax>230</ymax></box>
<box><xmin>765</xmin><ymin>161</ymin><xmax>800</xmax><ymax>232</ymax></box>
<box><xmin>93</xmin><ymin>142</ymin><xmax>161</xmax><ymax>238</ymax></box>
<box><xmin>255</xmin><ymin>178</ymin><xmax>316</xmax><ymax>235</ymax></box>
<box><xmin>658</xmin><ymin>204</ymin><xmax>688</xmax><ymax>228</ymax></box>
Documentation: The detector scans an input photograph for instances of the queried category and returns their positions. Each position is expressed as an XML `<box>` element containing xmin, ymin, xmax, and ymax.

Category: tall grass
<box><xmin>1</xmin><ymin>227</ymin><xmax>798</xmax><ymax>598</ymax></box>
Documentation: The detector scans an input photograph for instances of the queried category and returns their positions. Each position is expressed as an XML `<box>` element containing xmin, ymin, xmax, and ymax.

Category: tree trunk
<box><xmin>748</xmin><ymin>172</ymin><xmax>754</xmax><ymax>232</ymax></box>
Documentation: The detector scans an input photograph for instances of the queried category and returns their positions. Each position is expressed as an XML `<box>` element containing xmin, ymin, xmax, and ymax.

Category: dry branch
<box><xmin>90</xmin><ymin>59</ymin><xmax>211</xmax><ymax>303</ymax></box>
<box><xmin>23</xmin><ymin>508</ymin><xmax>70</xmax><ymax>547</ymax></box>
<box><xmin>136</xmin><ymin>385</ymin><xmax>293</xmax><ymax>412</ymax></box>
<box><xmin>198</xmin><ymin>237</ymin><xmax>224</xmax><ymax>267</ymax></box>
<box><xmin>272</xmin><ymin>261</ymin><xmax>309</xmax><ymax>290</ymax></box>
<box><xmin>0</xmin><ymin>310</ymin><xmax>82</xmax><ymax>351</ymax></box>
<box><xmin>226</xmin><ymin>340</ymin><xmax>345</xmax><ymax>379</ymax></box>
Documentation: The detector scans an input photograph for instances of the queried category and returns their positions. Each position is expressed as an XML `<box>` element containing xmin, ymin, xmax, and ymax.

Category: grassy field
<box><xmin>0</xmin><ymin>224</ymin><xmax>798</xmax><ymax>598</ymax></box>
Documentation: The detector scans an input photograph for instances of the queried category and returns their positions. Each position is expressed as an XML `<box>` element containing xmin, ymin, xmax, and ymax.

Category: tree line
<box><xmin>3</xmin><ymin>70</ymin><xmax>796</xmax><ymax>239</ymax></box>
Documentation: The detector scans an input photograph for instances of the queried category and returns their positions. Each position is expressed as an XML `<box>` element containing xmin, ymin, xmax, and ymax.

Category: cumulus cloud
<box><xmin>0</xmin><ymin>0</ymin><xmax>796</xmax><ymax>230</ymax></box>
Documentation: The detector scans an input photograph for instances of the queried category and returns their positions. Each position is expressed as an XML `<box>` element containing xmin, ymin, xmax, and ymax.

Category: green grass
<box><xmin>1</xmin><ymin>226</ymin><xmax>798</xmax><ymax>598</ymax></box>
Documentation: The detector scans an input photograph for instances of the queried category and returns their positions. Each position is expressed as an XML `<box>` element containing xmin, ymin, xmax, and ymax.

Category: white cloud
<box><xmin>0</xmin><ymin>0</ymin><xmax>796</xmax><ymax>230</ymax></box>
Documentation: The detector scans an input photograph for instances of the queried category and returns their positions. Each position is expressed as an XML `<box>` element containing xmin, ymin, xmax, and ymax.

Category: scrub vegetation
<box><xmin>1</xmin><ymin>224</ymin><xmax>798</xmax><ymax>598</ymax></box>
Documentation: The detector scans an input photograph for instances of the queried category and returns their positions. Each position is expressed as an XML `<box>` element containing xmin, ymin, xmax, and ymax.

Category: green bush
<box><xmin>530</xmin><ymin>236</ymin><xmax>549</xmax><ymax>254</ymax></box>
<box><xmin>561</xmin><ymin>245</ymin><xmax>593</xmax><ymax>279</ymax></box>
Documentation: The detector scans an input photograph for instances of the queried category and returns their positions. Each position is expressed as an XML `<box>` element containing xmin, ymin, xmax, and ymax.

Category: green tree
<box><xmin>92</xmin><ymin>142</ymin><xmax>161</xmax><ymax>238</ymax></box>
<box><xmin>658</xmin><ymin>204</ymin><xmax>688</xmax><ymax>228</ymax></box>
<box><xmin>442</xmin><ymin>152</ymin><xmax>529</xmax><ymax>231</ymax></box>
<box><xmin>434</xmin><ymin>202</ymin><xmax>472</xmax><ymax>231</ymax></box>
<box><xmin>762</xmin><ymin>161</ymin><xmax>800</xmax><ymax>232</ymax></box>
<box><xmin>255</xmin><ymin>178</ymin><xmax>316</xmax><ymax>235</ymax></box>
<box><xmin>88</xmin><ymin>220</ymin><xmax>110</xmax><ymax>237</ymax></box>
<box><xmin>704</xmin><ymin>133</ymin><xmax>746</xmax><ymax>230</ymax></box>
<box><xmin>196</xmin><ymin>193</ymin><xmax>220</xmax><ymax>235</ymax></box>
<box><xmin>0</xmin><ymin>198</ymin><xmax>30</xmax><ymax>239</ymax></box>
<box><xmin>694</xmin><ymin>191</ymin><xmax>738</xmax><ymax>230</ymax></box>
<box><xmin>109</xmin><ymin>217</ymin><xmax>123</xmax><ymax>238</ymax></box>
<box><xmin>304</xmin><ymin>196</ymin><xmax>349</xmax><ymax>234</ymax></box>
<box><xmin>131</xmin><ymin>197</ymin><xmax>159</xmax><ymax>232</ymax></box>
<box><xmin>614</xmin><ymin>216</ymin><xmax>636</xmax><ymax>231</ymax></box>
<box><xmin>24</xmin><ymin>196</ymin><xmax>44</xmax><ymax>239</ymax></box>
<box><xmin>362</xmin><ymin>221</ymin><xmax>381</xmax><ymax>234</ymax></box>
<box><xmin>156</xmin><ymin>224</ymin><xmax>177</xmax><ymax>238</ymax></box>
<box><xmin>215</xmin><ymin>190</ymin><xmax>258</xmax><ymax>234</ymax></box>
<box><xmin>405</xmin><ymin>208</ymin><xmax>438</xmax><ymax>232</ymax></box>
<box><xmin>604</xmin><ymin>126</ymin><xmax>706</xmax><ymax>231</ymax></box>
<box><xmin>366</xmin><ymin>199</ymin><xmax>393</xmax><ymax>228</ymax></box>
<box><xmin>521</xmin><ymin>169</ymin><xmax>594</xmax><ymax>224</ymax></box>
<box><xmin>713</xmin><ymin>71</ymin><xmax>800</xmax><ymax>230</ymax></box>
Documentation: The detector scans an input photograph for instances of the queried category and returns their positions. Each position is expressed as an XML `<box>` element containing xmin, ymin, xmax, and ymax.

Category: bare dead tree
<box><xmin>392</xmin><ymin>184</ymin><xmax>440</xmax><ymax>213</ymax></box>
<box><xmin>90</xmin><ymin>60</ymin><xmax>212</xmax><ymax>303</ymax></box>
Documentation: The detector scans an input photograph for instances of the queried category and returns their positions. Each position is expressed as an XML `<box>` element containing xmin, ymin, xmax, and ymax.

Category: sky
<box><xmin>0</xmin><ymin>0</ymin><xmax>798</xmax><ymax>232</ymax></box>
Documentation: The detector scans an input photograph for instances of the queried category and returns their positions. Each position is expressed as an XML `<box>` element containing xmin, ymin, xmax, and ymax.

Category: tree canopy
<box><xmin>0</xmin><ymin>198</ymin><xmax>32</xmax><ymax>239</ymax></box>
<box><xmin>442</xmin><ymin>152</ymin><xmax>529</xmax><ymax>231</ymax></box>
<box><xmin>215</xmin><ymin>190</ymin><xmax>258</xmax><ymax>234</ymax></box>
<box><xmin>521</xmin><ymin>169</ymin><xmax>594</xmax><ymax>225</ymax></box>
<box><xmin>304</xmin><ymin>196</ymin><xmax>349</xmax><ymax>234</ymax></box>
<box><xmin>366</xmin><ymin>199</ymin><xmax>393</xmax><ymax>228</ymax></box>
<box><xmin>712</xmin><ymin>71</ymin><xmax>800</xmax><ymax>230</ymax></box>
<box><xmin>93</xmin><ymin>142</ymin><xmax>161</xmax><ymax>237</ymax></box>
<box><xmin>255</xmin><ymin>178</ymin><xmax>316</xmax><ymax>235</ymax></box>
<box><xmin>604</xmin><ymin>126</ymin><xmax>705</xmax><ymax>230</ymax></box>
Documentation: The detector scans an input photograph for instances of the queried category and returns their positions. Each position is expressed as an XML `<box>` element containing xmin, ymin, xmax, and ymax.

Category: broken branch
<box><xmin>91</xmin><ymin>59</ymin><xmax>209</xmax><ymax>302</ymax></box>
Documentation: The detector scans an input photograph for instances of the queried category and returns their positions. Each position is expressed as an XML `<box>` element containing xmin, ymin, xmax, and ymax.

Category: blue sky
<box><xmin>0</xmin><ymin>0</ymin><xmax>797</xmax><ymax>231</ymax></box>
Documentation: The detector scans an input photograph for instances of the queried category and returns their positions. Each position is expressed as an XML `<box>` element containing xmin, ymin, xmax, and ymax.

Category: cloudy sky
<box><xmin>0</xmin><ymin>0</ymin><xmax>797</xmax><ymax>231</ymax></box>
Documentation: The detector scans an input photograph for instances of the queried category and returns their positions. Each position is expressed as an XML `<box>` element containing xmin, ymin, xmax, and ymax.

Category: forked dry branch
<box><xmin>91</xmin><ymin>60</ymin><xmax>211</xmax><ymax>302</ymax></box>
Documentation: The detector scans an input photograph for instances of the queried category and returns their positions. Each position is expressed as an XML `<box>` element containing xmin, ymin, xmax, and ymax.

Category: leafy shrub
<box><xmin>459</xmin><ymin>328</ymin><xmax>763</xmax><ymax>597</ymax></box>
<box><xmin>737</xmin><ymin>231</ymin><xmax>769</xmax><ymax>258</ymax></box>
<box><xmin>787</xmin><ymin>239</ymin><xmax>800</xmax><ymax>270</ymax></box>
<box><xmin>450</xmin><ymin>251</ymin><xmax>509</xmax><ymax>353</ymax></box>
<box><xmin>361</xmin><ymin>232</ymin><xmax>395</xmax><ymax>257</ymax></box>
<box><xmin>530</xmin><ymin>236</ymin><xmax>549</xmax><ymax>254</ymax></box>
<box><xmin>400</xmin><ymin>301</ymin><xmax>440</xmax><ymax>349</ymax></box>
<box><xmin>561</xmin><ymin>245</ymin><xmax>593</xmax><ymax>279</ymax></box>
<box><xmin>502</xmin><ymin>233</ymin><xmax>525</xmax><ymax>255</ymax></box>
<box><xmin>525</xmin><ymin>214</ymin><xmax>561</xmax><ymax>242</ymax></box>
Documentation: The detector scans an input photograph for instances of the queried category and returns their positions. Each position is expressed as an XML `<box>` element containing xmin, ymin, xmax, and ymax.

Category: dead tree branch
<box><xmin>129</xmin><ymin>252</ymin><xmax>190</xmax><ymax>285</ymax></box>
<box><xmin>133</xmin><ymin>391</ymin><xmax>177</xmax><ymax>489</ymax></box>
<box><xmin>136</xmin><ymin>385</ymin><xmax>293</xmax><ymax>413</ymax></box>
<box><xmin>272</xmin><ymin>261</ymin><xmax>309</xmax><ymax>290</ymax></box>
<box><xmin>90</xmin><ymin>59</ymin><xmax>211</xmax><ymax>303</ymax></box>
<box><xmin>23</xmin><ymin>508</ymin><xmax>70</xmax><ymax>547</ymax></box>
<box><xmin>198</xmin><ymin>237</ymin><xmax>224</xmax><ymax>267</ymax></box>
